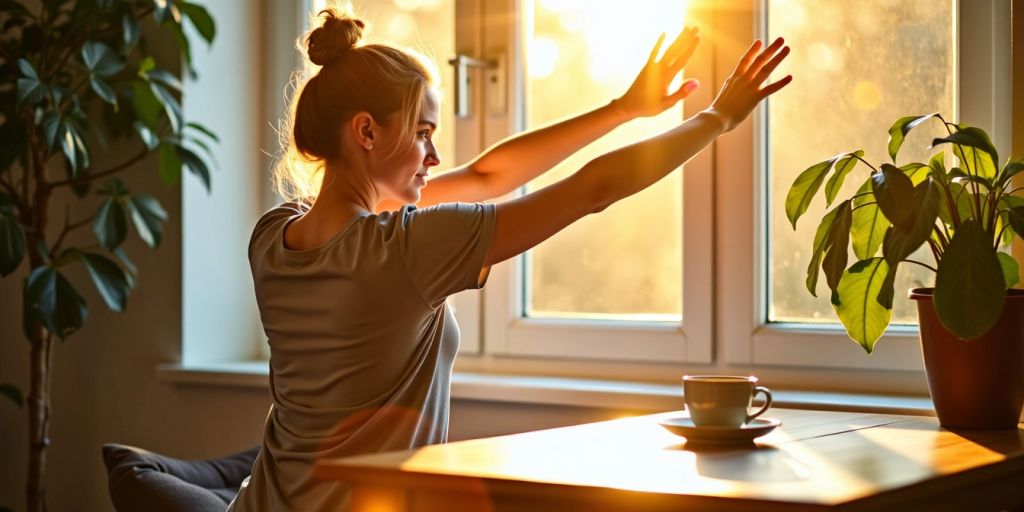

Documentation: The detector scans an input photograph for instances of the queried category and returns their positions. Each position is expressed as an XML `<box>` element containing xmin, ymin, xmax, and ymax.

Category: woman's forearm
<box><xmin>467</xmin><ymin>100</ymin><xmax>633</xmax><ymax>196</ymax></box>
<box><xmin>584</xmin><ymin>110</ymin><xmax>725</xmax><ymax>209</ymax></box>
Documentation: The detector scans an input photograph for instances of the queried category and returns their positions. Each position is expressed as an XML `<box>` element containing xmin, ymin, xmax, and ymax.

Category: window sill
<box><xmin>156</xmin><ymin>362</ymin><xmax>936</xmax><ymax>416</ymax></box>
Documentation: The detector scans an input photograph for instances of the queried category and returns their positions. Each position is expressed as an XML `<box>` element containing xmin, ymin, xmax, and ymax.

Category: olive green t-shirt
<box><xmin>227</xmin><ymin>201</ymin><xmax>496</xmax><ymax>512</ymax></box>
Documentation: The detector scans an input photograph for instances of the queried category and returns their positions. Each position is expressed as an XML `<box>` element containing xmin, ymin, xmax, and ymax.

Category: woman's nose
<box><xmin>425</xmin><ymin>149</ymin><xmax>440</xmax><ymax>167</ymax></box>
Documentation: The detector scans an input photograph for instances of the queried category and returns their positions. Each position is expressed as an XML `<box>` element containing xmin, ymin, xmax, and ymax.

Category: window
<box><xmin>184</xmin><ymin>0</ymin><xmax>1014</xmax><ymax>392</ymax></box>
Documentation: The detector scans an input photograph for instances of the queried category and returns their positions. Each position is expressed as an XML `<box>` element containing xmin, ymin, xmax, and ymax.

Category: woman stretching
<box><xmin>229</xmin><ymin>8</ymin><xmax>791</xmax><ymax>511</ymax></box>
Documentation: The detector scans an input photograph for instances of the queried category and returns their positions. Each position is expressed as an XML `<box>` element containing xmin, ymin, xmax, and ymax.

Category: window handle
<box><xmin>447</xmin><ymin>54</ymin><xmax>501</xmax><ymax>118</ymax></box>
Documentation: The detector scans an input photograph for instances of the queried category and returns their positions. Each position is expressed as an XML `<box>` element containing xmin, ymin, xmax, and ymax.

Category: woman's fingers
<box><xmin>646</xmin><ymin>33</ymin><xmax>667</xmax><ymax>66</ymax></box>
<box><xmin>745</xmin><ymin>37</ymin><xmax>785</xmax><ymax>78</ymax></box>
<box><xmin>751</xmin><ymin>44</ymin><xmax>790</xmax><ymax>85</ymax></box>
<box><xmin>665</xmin><ymin>34</ymin><xmax>700</xmax><ymax>76</ymax></box>
<box><xmin>662</xmin><ymin>26</ymin><xmax>699</xmax><ymax>67</ymax></box>
<box><xmin>759</xmin><ymin>74</ymin><xmax>793</xmax><ymax>99</ymax></box>
<box><xmin>732</xmin><ymin>39</ymin><xmax>763</xmax><ymax>76</ymax></box>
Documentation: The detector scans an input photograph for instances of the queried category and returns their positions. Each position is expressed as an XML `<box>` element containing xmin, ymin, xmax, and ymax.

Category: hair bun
<box><xmin>307</xmin><ymin>9</ymin><xmax>366</xmax><ymax>66</ymax></box>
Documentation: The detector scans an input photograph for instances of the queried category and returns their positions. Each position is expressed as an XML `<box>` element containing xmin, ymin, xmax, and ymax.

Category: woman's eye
<box><xmin>418</xmin><ymin>130</ymin><xmax>431</xmax><ymax>139</ymax></box>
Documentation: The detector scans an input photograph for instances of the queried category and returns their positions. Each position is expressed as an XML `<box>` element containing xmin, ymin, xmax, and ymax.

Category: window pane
<box><xmin>524</xmin><ymin>0</ymin><xmax>688</xmax><ymax>322</ymax></box>
<box><xmin>767</xmin><ymin>0</ymin><xmax>954</xmax><ymax>324</ymax></box>
<box><xmin>314</xmin><ymin>0</ymin><xmax>455</xmax><ymax>163</ymax></box>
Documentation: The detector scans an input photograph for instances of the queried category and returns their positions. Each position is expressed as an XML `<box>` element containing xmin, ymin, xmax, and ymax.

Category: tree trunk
<box><xmin>26</xmin><ymin>327</ymin><xmax>51</xmax><ymax>512</ymax></box>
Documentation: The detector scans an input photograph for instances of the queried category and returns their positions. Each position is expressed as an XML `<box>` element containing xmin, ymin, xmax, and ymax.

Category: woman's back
<box><xmin>228</xmin><ymin>201</ymin><xmax>495</xmax><ymax>511</ymax></box>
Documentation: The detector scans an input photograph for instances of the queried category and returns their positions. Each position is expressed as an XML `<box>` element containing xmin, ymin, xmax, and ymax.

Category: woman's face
<box><xmin>373</xmin><ymin>88</ymin><xmax>441</xmax><ymax>204</ymax></box>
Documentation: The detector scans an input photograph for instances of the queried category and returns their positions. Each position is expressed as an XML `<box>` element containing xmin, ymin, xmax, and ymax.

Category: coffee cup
<box><xmin>682</xmin><ymin>375</ymin><xmax>773</xmax><ymax>428</ymax></box>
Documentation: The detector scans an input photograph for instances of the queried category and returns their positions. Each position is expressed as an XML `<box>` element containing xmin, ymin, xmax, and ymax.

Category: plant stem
<box><xmin>50</xmin><ymin>147</ymin><xmax>149</xmax><ymax>188</ymax></box>
<box><xmin>851</xmin><ymin>201</ymin><xmax>877</xmax><ymax>212</ymax></box>
<box><xmin>932</xmin><ymin>226</ymin><xmax>949</xmax><ymax>251</ymax></box>
<box><xmin>1007</xmin><ymin>186</ymin><xmax>1024</xmax><ymax>196</ymax></box>
<box><xmin>852</xmin><ymin>154</ymin><xmax>879</xmax><ymax>173</ymax></box>
<box><xmin>927</xmin><ymin>238</ymin><xmax>943</xmax><ymax>262</ymax></box>
<box><xmin>904</xmin><ymin>259</ymin><xmax>938</xmax><ymax>273</ymax></box>
<box><xmin>51</xmin><ymin>204</ymin><xmax>95</xmax><ymax>256</ymax></box>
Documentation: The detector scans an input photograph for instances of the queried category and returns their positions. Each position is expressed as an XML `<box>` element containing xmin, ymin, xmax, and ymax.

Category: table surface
<box><xmin>314</xmin><ymin>408</ymin><xmax>1024</xmax><ymax>510</ymax></box>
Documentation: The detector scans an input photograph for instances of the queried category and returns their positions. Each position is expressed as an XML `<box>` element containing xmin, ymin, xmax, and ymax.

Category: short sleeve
<box><xmin>397</xmin><ymin>202</ymin><xmax>497</xmax><ymax>308</ymax></box>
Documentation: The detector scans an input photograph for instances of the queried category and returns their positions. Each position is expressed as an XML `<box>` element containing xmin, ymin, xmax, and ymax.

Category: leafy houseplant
<box><xmin>0</xmin><ymin>1</ymin><xmax>217</xmax><ymax>510</ymax></box>
<box><xmin>786</xmin><ymin>113</ymin><xmax>1024</xmax><ymax>428</ymax></box>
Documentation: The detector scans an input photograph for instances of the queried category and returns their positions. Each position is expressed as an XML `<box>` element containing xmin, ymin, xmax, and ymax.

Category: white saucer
<box><xmin>658</xmin><ymin>417</ymin><xmax>782</xmax><ymax>445</ymax></box>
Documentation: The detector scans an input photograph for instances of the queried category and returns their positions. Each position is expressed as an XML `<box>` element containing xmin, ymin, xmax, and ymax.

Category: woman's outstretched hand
<box><xmin>614</xmin><ymin>27</ymin><xmax>701</xmax><ymax>119</ymax></box>
<box><xmin>706</xmin><ymin>37</ymin><xmax>792</xmax><ymax>132</ymax></box>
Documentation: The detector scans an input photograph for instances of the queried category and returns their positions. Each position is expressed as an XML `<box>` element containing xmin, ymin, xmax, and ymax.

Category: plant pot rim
<box><xmin>908</xmin><ymin>287</ymin><xmax>1024</xmax><ymax>300</ymax></box>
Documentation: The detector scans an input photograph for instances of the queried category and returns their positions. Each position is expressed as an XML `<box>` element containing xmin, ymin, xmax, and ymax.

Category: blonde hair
<box><xmin>272</xmin><ymin>7</ymin><xmax>438</xmax><ymax>207</ymax></box>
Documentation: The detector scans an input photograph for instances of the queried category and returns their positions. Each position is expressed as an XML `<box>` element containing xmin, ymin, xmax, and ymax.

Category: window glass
<box><xmin>524</xmin><ymin>0</ymin><xmax>689</xmax><ymax>321</ymax></box>
<box><xmin>767</xmin><ymin>0</ymin><xmax>955</xmax><ymax>324</ymax></box>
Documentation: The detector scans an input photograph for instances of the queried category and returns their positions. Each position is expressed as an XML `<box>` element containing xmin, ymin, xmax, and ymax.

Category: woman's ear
<box><xmin>350</xmin><ymin>112</ymin><xmax>376</xmax><ymax>151</ymax></box>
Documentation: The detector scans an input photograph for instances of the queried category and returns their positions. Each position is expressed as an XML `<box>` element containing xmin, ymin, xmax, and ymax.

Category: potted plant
<box><xmin>0</xmin><ymin>1</ymin><xmax>217</xmax><ymax>510</ymax></box>
<box><xmin>785</xmin><ymin>113</ymin><xmax>1024</xmax><ymax>429</ymax></box>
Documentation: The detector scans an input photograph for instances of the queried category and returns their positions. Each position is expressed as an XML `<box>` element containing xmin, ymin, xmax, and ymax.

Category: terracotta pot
<box><xmin>909</xmin><ymin>288</ymin><xmax>1024</xmax><ymax>429</ymax></box>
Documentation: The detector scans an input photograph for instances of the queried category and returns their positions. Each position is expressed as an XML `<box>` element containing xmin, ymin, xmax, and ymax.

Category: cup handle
<box><xmin>746</xmin><ymin>386</ymin><xmax>773</xmax><ymax>424</ymax></box>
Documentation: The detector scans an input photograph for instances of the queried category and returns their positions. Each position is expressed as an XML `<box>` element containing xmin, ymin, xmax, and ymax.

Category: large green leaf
<box><xmin>823</xmin><ymin>151</ymin><xmax>863</xmax><ymax>206</ymax></box>
<box><xmin>25</xmin><ymin>266</ymin><xmax>87</xmax><ymax>341</ymax></box>
<box><xmin>822</xmin><ymin>201</ymin><xmax>852</xmax><ymax>298</ymax></box>
<box><xmin>832</xmin><ymin>258</ymin><xmax>892</xmax><ymax>353</ymax></box>
<box><xmin>78</xmin><ymin>252</ymin><xmax>132</xmax><ymax>311</ymax></box>
<box><xmin>785</xmin><ymin>154</ymin><xmax>841</xmax><ymax>228</ymax></box>
<box><xmin>131</xmin><ymin>80</ymin><xmax>161</xmax><ymax>129</ymax></box>
<box><xmin>887</xmin><ymin>114</ymin><xmax>939</xmax><ymax>163</ymax></box>
<box><xmin>997</xmin><ymin>252</ymin><xmax>1019</xmax><ymax>289</ymax></box>
<box><xmin>901</xmin><ymin>162</ymin><xmax>930</xmax><ymax>185</ymax></box>
<box><xmin>81</xmin><ymin>41</ymin><xmax>125</xmax><ymax>77</ymax></box>
<box><xmin>181</xmin><ymin>2</ymin><xmax>216</xmax><ymax>44</ymax></box>
<box><xmin>0</xmin><ymin>213</ymin><xmax>25</xmax><ymax>276</ymax></box>
<box><xmin>932</xmin><ymin>127</ymin><xmax>999</xmax><ymax>180</ymax></box>
<box><xmin>0</xmin><ymin>383</ymin><xmax>23</xmax><ymax>408</ymax></box>
<box><xmin>871</xmin><ymin>163</ymin><xmax>915</xmax><ymax>230</ymax></box>
<box><xmin>1007</xmin><ymin>206</ymin><xmax>1024</xmax><ymax>236</ymax></box>
<box><xmin>927</xmin><ymin>151</ymin><xmax>947</xmax><ymax>183</ymax></box>
<box><xmin>127</xmin><ymin>195</ymin><xmax>168</xmax><ymax>248</ymax></box>
<box><xmin>851</xmin><ymin>179</ymin><xmax>889</xmax><ymax>260</ymax></box>
<box><xmin>806</xmin><ymin>200</ymin><xmax>845</xmax><ymax>296</ymax></box>
<box><xmin>934</xmin><ymin>219</ymin><xmax>1006</xmax><ymax>340</ymax></box>
<box><xmin>16</xmin><ymin>59</ymin><xmax>46</xmax><ymax>105</ymax></box>
<box><xmin>880</xmin><ymin>178</ymin><xmax>941</xmax><ymax>264</ymax></box>
<box><xmin>93</xmin><ymin>198</ymin><xmax>128</xmax><ymax>250</ymax></box>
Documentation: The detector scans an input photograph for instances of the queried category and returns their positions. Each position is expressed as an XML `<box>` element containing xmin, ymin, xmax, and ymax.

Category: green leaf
<box><xmin>949</xmin><ymin>167</ymin><xmax>993</xmax><ymax>190</ymax></box>
<box><xmin>186</xmin><ymin>122</ymin><xmax>220</xmax><ymax>143</ymax></box>
<box><xmin>16</xmin><ymin>59</ymin><xmax>46</xmax><ymax>105</ymax></box>
<box><xmin>876</xmin><ymin>261</ymin><xmax>899</xmax><ymax>310</ymax></box>
<box><xmin>81</xmin><ymin>41</ymin><xmax>125</xmax><ymax>77</ymax></box>
<box><xmin>928</xmin><ymin>151</ymin><xmax>947</xmax><ymax>183</ymax></box>
<box><xmin>158</xmin><ymin>143</ymin><xmax>182</xmax><ymax>186</ymax></box>
<box><xmin>997</xmin><ymin>252</ymin><xmax>1019</xmax><ymax>289</ymax></box>
<box><xmin>127</xmin><ymin>194</ymin><xmax>168</xmax><ymax>248</ymax></box>
<box><xmin>1007</xmin><ymin>206</ymin><xmax>1024</xmax><ymax>236</ymax></box>
<box><xmin>901</xmin><ymin>162</ymin><xmax>930</xmax><ymax>185</ymax></box>
<box><xmin>113</xmin><ymin>247</ymin><xmax>138</xmax><ymax>276</ymax></box>
<box><xmin>851</xmin><ymin>181</ymin><xmax>890</xmax><ymax>260</ymax></box>
<box><xmin>146</xmin><ymin>69</ymin><xmax>182</xmax><ymax>91</ymax></box>
<box><xmin>181</xmin><ymin>2</ymin><xmax>216</xmax><ymax>44</ymax></box>
<box><xmin>122</xmin><ymin>14</ymin><xmax>140</xmax><ymax>52</ymax></box>
<box><xmin>932</xmin><ymin>127</ymin><xmax>999</xmax><ymax>180</ymax></box>
<box><xmin>822</xmin><ymin>201</ymin><xmax>853</xmax><ymax>298</ymax></box>
<box><xmin>41</xmin><ymin>111</ymin><xmax>64</xmax><ymax>154</ymax></box>
<box><xmin>59</xmin><ymin>123</ymin><xmax>90</xmax><ymax>177</ymax></box>
<box><xmin>26</xmin><ymin>266</ymin><xmax>88</xmax><ymax>341</ymax></box>
<box><xmin>93</xmin><ymin>198</ymin><xmax>128</xmax><ymax>250</ymax></box>
<box><xmin>934</xmin><ymin>219</ymin><xmax>1006</xmax><ymax>340</ymax></box>
<box><xmin>871</xmin><ymin>163</ymin><xmax>915</xmax><ymax>230</ymax></box>
<box><xmin>806</xmin><ymin>200</ymin><xmax>844</xmax><ymax>296</ymax></box>
<box><xmin>888</xmin><ymin>114</ymin><xmax>939</xmax><ymax>163</ymax></box>
<box><xmin>176</xmin><ymin>146</ymin><xmax>211</xmax><ymax>192</ymax></box>
<box><xmin>881</xmin><ymin>178</ymin><xmax>941</xmax><ymax>265</ymax></box>
<box><xmin>78</xmin><ymin>252</ymin><xmax>132</xmax><ymax>311</ymax></box>
<box><xmin>0</xmin><ymin>214</ymin><xmax>25</xmax><ymax>276</ymax></box>
<box><xmin>89</xmin><ymin>77</ymin><xmax>118</xmax><ymax>106</ymax></box>
<box><xmin>786</xmin><ymin>154</ymin><xmax>841</xmax><ymax>229</ymax></box>
<box><xmin>997</xmin><ymin>160</ymin><xmax>1024</xmax><ymax>188</ymax></box>
<box><xmin>133</xmin><ymin>121</ymin><xmax>159</xmax><ymax>150</ymax></box>
<box><xmin>150</xmin><ymin>82</ymin><xmax>182</xmax><ymax>133</ymax></box>
<box><xmin>832</xmin><ymin>258</ymin><xmax>892</xmax><ymax>354</ymax></box>
<box><xmin>0</xmin><ymin>383</ymin><xmax>23</xmax><ymax>408</ymax></box>
<box><xmin>138</xmin><ymin>56</ymin><xmax>156</xmax><ymax>75</ymax></box>
<box><xmin>823</xmin><ymin>151</ymin><xmax>863</xmax><ymax>206</ymax></box>
<box><xmin>131</xmin><ymin>81</ymin><xmax>161</xmax><ymax>129</ymax></box>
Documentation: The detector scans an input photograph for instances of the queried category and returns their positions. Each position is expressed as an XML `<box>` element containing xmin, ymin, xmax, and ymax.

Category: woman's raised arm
<box><xmin>483</xmin><ymin>38</ymin><xmax>792</xmax><ymax>267</ymax></box>
<box><xmin>410</xmin><ymin>28</ymin><xmax>702</xmax><ymax>208</ymax></box>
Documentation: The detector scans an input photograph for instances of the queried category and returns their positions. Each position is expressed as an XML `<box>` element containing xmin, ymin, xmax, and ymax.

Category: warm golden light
<box><xmin>528</xmin><ymin>37</ymin><xmax>559</xmax><ymax>78</ymax></box>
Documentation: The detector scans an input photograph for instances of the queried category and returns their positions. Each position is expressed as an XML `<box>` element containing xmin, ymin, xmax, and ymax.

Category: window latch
<box><xmin>447</xmin><ymin>54</ymin><xmax>503</xmax><ymax>118</ymax></box>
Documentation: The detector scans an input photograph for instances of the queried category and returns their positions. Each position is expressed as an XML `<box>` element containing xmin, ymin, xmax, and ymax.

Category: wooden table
<box><xmin>314</xmin><ymin>408</ymin><xmax>1024</xmax><ymax>512</ymax></box>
